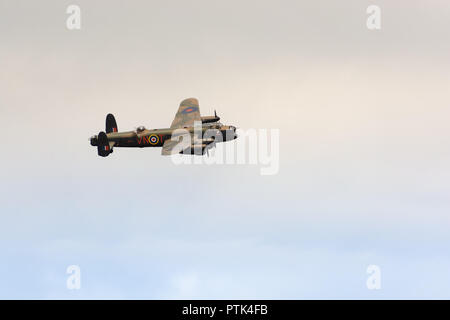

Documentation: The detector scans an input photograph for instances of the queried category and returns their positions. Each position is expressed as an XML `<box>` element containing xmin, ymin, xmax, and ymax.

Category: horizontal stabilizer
<box><xmin>97</xmin><ymin>131</ymin><xmax>112</xmax><ymax>157</ymax></box>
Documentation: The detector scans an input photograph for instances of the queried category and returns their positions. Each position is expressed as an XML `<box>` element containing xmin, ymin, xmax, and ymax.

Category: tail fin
<box><xmin>97</xmin><ymin>131</ymin><xmax>112</xmax><ymax>157</ymax></box>
<box><xmin>106</xmin><ymin>114</ymin><xmax>118</xmax><ymax>133</ymax></box>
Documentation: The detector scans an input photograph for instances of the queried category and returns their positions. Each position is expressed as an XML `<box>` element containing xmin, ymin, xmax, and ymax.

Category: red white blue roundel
<box><xmin>149</xmin><ymin>134</ymin><xmax>159</xmax><ymax>145</ymax></box>
<box><xmin>181</xmin><ymin>106</ymin><xmax>199</xmax><ymax>114</ymax></box>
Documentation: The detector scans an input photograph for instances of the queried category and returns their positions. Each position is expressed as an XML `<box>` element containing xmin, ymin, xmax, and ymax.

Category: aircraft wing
<box><xmin>169</xmin><ymin>98</ymin><xmax>201</xmax><ymax>129</ymax></box>
<box><xmin>162</xmin><ymin>98</ymin><xmax>201</xmax><ymax>155</ymax></box>
<box><xmin>162</xmin><ymin>140</ymin><xmax>210</xmax><ymax>155</ymax></box>
<box><xmin>161</xmin><ymin>139</ymin><xmax>180</xmax><ymax>155</ymax></box>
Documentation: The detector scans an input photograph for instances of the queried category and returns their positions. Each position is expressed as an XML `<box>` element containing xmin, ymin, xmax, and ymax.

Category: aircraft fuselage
<box><xmin>90</xmin><ymin>125</ymin><xmax>236</xmax><ymax>149</ymax></box>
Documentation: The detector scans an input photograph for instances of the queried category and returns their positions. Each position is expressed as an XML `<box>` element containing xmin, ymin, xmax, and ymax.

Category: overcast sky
<box><xmin>1</xmin><ymin>0</ymin><xmax>450</xmax><ymax>298</ymax></box>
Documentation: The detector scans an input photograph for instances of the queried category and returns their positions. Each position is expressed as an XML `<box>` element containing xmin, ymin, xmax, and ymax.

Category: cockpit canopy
<box><xmin>136</xmin><ymin>126</ymin><xmax>146</xmax><ymax>133</ymax></box>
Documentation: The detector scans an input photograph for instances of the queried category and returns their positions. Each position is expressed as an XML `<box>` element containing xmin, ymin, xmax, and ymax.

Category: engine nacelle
<box><xmin>181</xmin><ymin>143</ymin><xmax>208</xmax><ymax>155</ymax></box>
<box><xmin>201</xmin><ymin>115</ymin><xmax>220</xmax><ymax>124</ymax></box>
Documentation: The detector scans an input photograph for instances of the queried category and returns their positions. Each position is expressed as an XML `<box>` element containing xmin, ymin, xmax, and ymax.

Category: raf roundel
<box><xmin>149</xmin><ymin>134</ymin><xmax>160</xmax><ymax>145</ymax></box>
<box><xmin>181</xmin><ymin>106</ymin><xmax>199</xmax><ymax>114</ymax></box>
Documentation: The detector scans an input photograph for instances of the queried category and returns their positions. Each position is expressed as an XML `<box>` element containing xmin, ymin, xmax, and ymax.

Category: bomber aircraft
<box><xmin>90</xmin><ymin>98</ymin><xmax>237</xmax><ymax>157</ymax></box>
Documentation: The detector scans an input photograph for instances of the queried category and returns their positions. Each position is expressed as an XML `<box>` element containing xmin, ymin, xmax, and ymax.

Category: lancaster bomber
<box><xmin>90</xmin><ymin>98</ymin><xmax>237</xmax><ymax>157</ymax></box>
